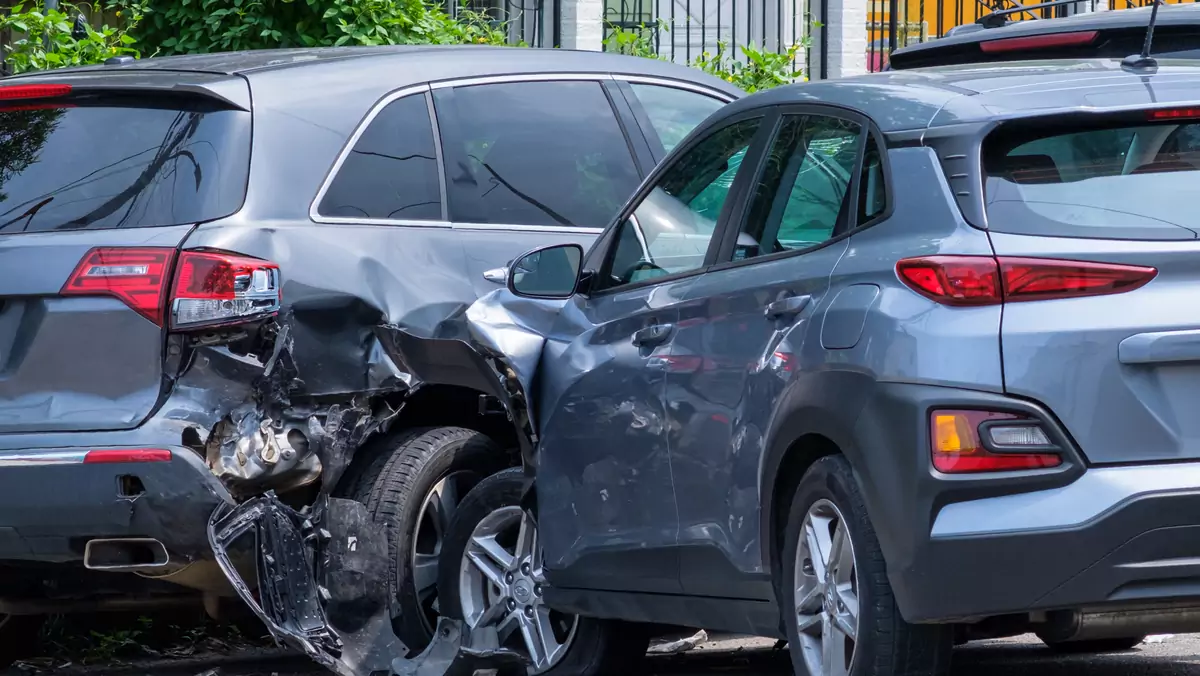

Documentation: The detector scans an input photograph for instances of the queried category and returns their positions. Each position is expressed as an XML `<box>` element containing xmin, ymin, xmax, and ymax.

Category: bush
<box><xmin>0</xmin><ymin>2</ymin><xmax>140</xmax><ymax>74</ymax></box>
<box><xmin>116</xmin><ymin>0</ymin><xmax>511</xmax><ymax>56</ymax></box>
<box><xmin>603</xmin><ymin>20</ymin><xmax>809</xmax><ymax>93</ymax></box>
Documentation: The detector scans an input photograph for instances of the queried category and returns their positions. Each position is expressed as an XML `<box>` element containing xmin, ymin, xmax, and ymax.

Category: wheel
<box><xmin>345</xmin><ymin>427</ymin><xmax>508</xmax><ymax>654</ymax></box>
<box><xmin>1039</xmin><ymin>636</ymin><xmax>1145</xmax><ymax>654</ymax></box>
<box><xmin>438</xmin><ymin>468</ymin><xmax>649</xmax><ymax>675</ymax></box>
<box><xmin>779</xmin><ymin>456</ymin><xmax>952</xmax><ymax>676</ymax></box>
<box><xmin>0</xmin><ymin>614</ymin><xmax>44</xmax><ymax>666</ymax></box>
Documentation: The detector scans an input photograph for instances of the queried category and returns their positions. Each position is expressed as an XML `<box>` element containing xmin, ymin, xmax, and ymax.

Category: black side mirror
<box><xmin>507</xmin><ymin>243</ymin><xmax>583</xmax><ymax>299</ymax></box>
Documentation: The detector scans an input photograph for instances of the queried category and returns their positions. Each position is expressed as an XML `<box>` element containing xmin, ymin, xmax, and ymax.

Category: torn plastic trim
<box><xmin>209</xmin><ymin>492</ymin><xmax>407</xmax><ymax>676</ymax></box>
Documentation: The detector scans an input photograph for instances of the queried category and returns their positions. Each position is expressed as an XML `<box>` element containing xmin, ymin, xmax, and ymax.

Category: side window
<box><xmin>628</xmin><ymin>83</ymin><xmax>727</xmax><ymax>155</ymax></box>
<box><xmin>600</xmin><ymin>118</ymin><xmax>761</xmax><ymax>290</ymax></box>
<box><xmin>434</xmin><ymin>81</ymin><xmax>642</xmax><ymax>229</ymax></box>
<box><xmin>858</xmin><ymin>135</ymin><xmax>886</xmax><ymax>223</ymax></box>
<box><xmin>736</xmin><ymin>114</ymin><xmax>861</xmax><ymax>260</ymax></box>
<box><xmin>318</xmin><ymin>94</ymin><xmax>442</xmax><ymax>221</ymax></box>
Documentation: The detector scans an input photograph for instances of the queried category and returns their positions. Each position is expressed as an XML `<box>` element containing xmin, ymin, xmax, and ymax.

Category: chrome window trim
<box><xmin>614</xmin><ymin>74</ymin><xmax>739</xmax><ymax>102</ymax></box>
<box><xmin>310</xmin><ymin>72</ymin><xmax>734</xmax><ymax>231</ymax></box>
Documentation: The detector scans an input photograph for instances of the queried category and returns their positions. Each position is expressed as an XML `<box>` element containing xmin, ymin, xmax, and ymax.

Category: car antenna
<box><xmin>1122</xmin><ymin>0</ymin><xmax>1165</xmax><ymax>71</ymax></box>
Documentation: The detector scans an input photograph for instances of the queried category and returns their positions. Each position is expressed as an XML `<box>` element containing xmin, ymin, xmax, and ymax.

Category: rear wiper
<box><xmin>0</xmin><ymin>196</ymin><xmax>54</xmax><ymax>233</ymax></box>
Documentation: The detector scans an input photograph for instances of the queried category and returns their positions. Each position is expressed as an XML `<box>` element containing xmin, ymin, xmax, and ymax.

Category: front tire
<box><xmin>438</xmin><ymin>468</ymin><xmax>649</xmax><ymax>675</ymax></box>
<box><xmin>779</xmin><ymin>456</ymin><xmax>952</xmax><ymax>676</ymax></box>
<box><xmin>345</xmin><ymin>427</ymin><xmax>507</xmax><ymax>654</ymax></box>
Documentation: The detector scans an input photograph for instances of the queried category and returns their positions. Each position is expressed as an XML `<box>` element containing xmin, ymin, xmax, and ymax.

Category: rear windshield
<box><xmin>0</xmin><ymin>98</ymin><xmax>250</xmax><ymax>235</ymax></box>
<box><xmin>982</xmin><ymin>119</ymin><xmax>1200</xmax><ymax>240</ymax></box>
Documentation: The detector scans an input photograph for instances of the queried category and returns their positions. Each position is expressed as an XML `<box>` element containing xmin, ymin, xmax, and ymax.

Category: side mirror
<box><xmin>508</xmin><ymin>243</ymin><xmax>584</xmax><ymax>299</ymax></box>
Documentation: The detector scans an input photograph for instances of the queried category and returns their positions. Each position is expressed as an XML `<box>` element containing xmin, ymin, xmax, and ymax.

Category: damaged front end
<box><xmin>194</xmin><ymin>287</ymin><xmax>555</xmax><ymax>676</ymax></box>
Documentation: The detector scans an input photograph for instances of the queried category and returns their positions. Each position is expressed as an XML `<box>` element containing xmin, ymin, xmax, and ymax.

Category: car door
<box><xmin>536</xmin><ymin>113</ymin><xmax>772</xmax><ymax>594</ymax></box>
<box><xmin>661</xmin><ymin>107</ymin><xmax>880</xmax><ymax>599</ymax></box>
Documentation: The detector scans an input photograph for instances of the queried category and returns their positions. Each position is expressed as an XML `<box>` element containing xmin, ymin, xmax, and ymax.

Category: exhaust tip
<box><xmin>83</xmin><ymin>538</ymin><xmax>170</xmax><ymax>571</ymax></box>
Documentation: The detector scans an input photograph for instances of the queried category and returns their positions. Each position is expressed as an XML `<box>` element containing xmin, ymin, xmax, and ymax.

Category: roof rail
<box><xmin>976</xmin><ymin>0</ymin><xmax>1090</xmax><ymax>28</ymax></box>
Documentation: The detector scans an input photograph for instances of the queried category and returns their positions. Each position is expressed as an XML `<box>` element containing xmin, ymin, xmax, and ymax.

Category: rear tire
<box><xmin>345</xmin><ymin>427</ymin><xmax>508</xmax><ymax>654</ymax></box>
<box><xmin>438</xmin><ymin>468</ymin><xmax>649</xmax><ymax>675</ymax></box>
<box><xmin>779</xmin><ymin>455</ymin><xmax>953</xmax><ymax>676</ymax></box>
<box><xmin>1038</xmin><ymin>636</ymin><xmax>1145</xmax><ymax>654</ymax></box>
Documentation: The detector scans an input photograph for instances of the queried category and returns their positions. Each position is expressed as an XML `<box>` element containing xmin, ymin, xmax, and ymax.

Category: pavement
<box><xmin>196</xmin><ymin>633</ymin><xmax>1200</xmax><ymax>676</ymax></box>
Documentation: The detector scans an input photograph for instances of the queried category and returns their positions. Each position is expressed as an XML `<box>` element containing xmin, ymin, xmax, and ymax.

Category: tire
<box><xmin>346</xmin><ymin>426</ymin><xmax>509</xmax><ymax>654</ymax></box>
<box><xmin>778</xmin><ymin>455</ymin><xmax>953</xmax><ymax>676</ymax></box>
<box><xmin>0</xmin><ymin>614</ymin><xmax>44</xmax><ymax>667</ymax></box>
<box><xmin>438</xmin><ymin>468</ymin><xmax>649</xmax><ymax>675</ymax></box>
<box><xmin>1039</xmin><ymin>636</ymin><xmax>1145</xmax><ymax>654</ymax></box>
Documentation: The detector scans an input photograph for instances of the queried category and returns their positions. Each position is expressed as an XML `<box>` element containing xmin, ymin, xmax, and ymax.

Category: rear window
<box><xmin>0</xmin><ymin>98</ymin><xmax>250</xmax><ymax>235</ymax></box>
<box><xmin>982</xmin><ymin>119</ymin><xmax>1200</xmax><ymax>240</ymax></box>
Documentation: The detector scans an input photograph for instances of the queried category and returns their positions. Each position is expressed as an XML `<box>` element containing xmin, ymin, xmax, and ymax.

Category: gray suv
<box><xmin>0</xmin><ymin>45</ymin><xmax>739</xmax><ymax>662</ymax></box>
<box><xmin>455</xmin><ymin>58</ymin><xmax>1200</xmax><ymax>675</ymax></box>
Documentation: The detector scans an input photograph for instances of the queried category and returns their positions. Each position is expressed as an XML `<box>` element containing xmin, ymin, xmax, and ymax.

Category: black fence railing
<box><xmin>453</xmin><ymin>0</ymin><xmax>554</xmax><ymax>47</ymax></box>
<box><xmin>602</xmin><ymin>0</ymin><xmax>829</xmax><ymax>80</ymax></box>
<box><xmin>867</xmin><ymin>0</ymin><xmax>1199</xmax><ymax>72</ymax></box>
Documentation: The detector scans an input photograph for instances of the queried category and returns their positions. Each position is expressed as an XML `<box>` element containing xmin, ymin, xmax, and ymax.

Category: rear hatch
<box><xmin>984</xmin><ymin>108</ymin><xmax>1200</xmax><ymax>464</ymax></box>
<box><xmin>0</xmin><ymin>73</ymin><xmax>251</xmax><ymax>433</ymax></box>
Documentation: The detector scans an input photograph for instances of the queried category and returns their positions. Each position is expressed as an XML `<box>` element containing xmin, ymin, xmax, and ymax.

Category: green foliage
<box><xmin>0</xmin><ymin>2</ymin><xmax>140</xmax><ymax>74</ymax></box>
<box><xmin>603</xmin><ymin>21</ymin><xmax>811</xmax><ymax>93</ymax></box>
<box><xmin>116</xmin><ymin>0</ymin><xmax>514</xmax><ymax>56</ymax></box>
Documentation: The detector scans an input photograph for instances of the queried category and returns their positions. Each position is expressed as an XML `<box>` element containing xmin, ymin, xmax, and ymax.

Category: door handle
<box><xmin>764</xmin><ymin>295</ymin><xmax>812</xmax><ymax>320</ymax></box>
<box><xmin>633</xmin><ymin>323</ymin><xmax>674</xmax><ymax>348</ymax></box>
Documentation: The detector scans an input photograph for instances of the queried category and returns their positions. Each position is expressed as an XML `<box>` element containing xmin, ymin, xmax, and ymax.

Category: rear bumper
<box><xmin>861</xmin><ymin>382</ymin><xmax>1200</xmax><ymax>624</ymax></box>
<box><xmin>0</xmin><ymin>444</ymin><xmax>232</xmax><ymax>563</ymax></box>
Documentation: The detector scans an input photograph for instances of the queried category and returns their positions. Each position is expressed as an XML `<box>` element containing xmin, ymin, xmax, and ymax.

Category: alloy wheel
<box><xmin>412</xmin><ymin>471</ymin><xmax>480</xmax><ymax>635</ymax></box>
<box><xmin>794</xmin><ymin>499</ymin><xmax>859</xmax><ymax>676</ymax></box>
<box><xmin>458</xmin><ymin>506</ymin><xmax>579</xmax><ymax>673</ymax></box>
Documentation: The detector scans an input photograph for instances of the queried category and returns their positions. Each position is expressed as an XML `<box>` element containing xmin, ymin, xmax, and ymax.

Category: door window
<box><xmin>735</xmin><ymin>115</ymin><xmax>862</xmax><ymax>260</ymax></box>
<box><xmin>317</xmin><ymin>93</ymin><xmax>442</xmax><ymax>221</ymax></box>
<box><xmin>628</xmin><ymin>83</ymin><xmax>727</xmax><ymax>155</ymax></box>
<box><xmin>434</xmin><ymin>81</ymin><xmax>641</xmax><ymax>229</ymax></box>
<box><xmin>599</xmin><ymin>118</ymin><xmax>761</xmax><ymax>290</ymax></box>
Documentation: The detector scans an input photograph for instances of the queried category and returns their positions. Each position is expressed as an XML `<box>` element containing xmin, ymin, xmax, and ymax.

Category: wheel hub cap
<box><xmin>459</xmin><ymin>506</ymin><xmax>579</xmax><ymax>674</ymax></box>
<box><xmin>794</xmin><ymin>499</ymin><xmax>859</xmax><ymax>676</ymax></box>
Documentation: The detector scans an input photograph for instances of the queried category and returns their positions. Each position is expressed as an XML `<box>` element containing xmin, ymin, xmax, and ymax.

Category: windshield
<box><xmin>982</xmin><ymin>120</ymin><xmax>1200</xmax><ymax>240</ymax></box>
<box><xmin>0</xmin><ymin>98</ymin><xmax>250</xmax><ymax>235</ymax></box>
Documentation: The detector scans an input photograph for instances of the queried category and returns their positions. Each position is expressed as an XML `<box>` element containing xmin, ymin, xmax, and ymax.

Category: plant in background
<box><xmin>604</xmin><ymin>20</ymin><xmax>811</xmax><ymax>93</ymax></box>
<box><xmin>115</xmin><ymin>0</ymin><xmax>515</xmax><ymax>56</ymax></box>
<box><xmin>693</xmin><ymin>41</ymin><xmax>807</xmax><ymax>92</ymax></box>
<box><xmin>0</xmin><ymin>2</ymin><xmax>140</xmax><ymax>74</ymax></box>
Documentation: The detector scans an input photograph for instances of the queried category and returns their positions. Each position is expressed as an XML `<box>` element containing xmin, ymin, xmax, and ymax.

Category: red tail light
<box><xmin>84</xmin><ymin>448</ymin><xmax>172</xmax><ymax>464</ymax></box>
<box><xmin>170</xmin><ymin>250</ymin><xmax>281</xmax><ymax>329</ymax></box>
<box><xmin>896</xmin><ymin>256</ymin><xmax>1156</xmax><ymax>306</ymax></box>
<box><xmin>63</xmin><ymin>247</ymin><xmax>281</xmax><ymax>329</ymax></box>
<box><xmin>0</xmin><ymin>84</ymin><xmax>71</xmax><ymax>100</ymax></box>
<box><xmin>1148</xmin><ymin>107</ymin><xmax>1200</xmax><ymax>121</ymax></box>
<box><xmin>931</xmin><ymin>410</ymin><xmax>1061</xmax><ymax>473</ymax></box>
<box><xmin>62</xmin><ymin>248</ymin><xmax>176</xmax><ymax>325</ymax></box>
<box><xmin>979</xmin><ymin>30</ymin><xmax>1098</xmax><ymax>54</ymax></box>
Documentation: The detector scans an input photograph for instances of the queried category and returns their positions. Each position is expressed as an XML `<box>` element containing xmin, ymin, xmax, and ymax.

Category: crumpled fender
<box><xmin>374</xmin><ymin>288</ymin><xmax>568</xmax><ymax>473</ymax></box>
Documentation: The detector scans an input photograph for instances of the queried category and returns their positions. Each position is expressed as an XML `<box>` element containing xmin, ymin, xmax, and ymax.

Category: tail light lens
<box><xmin>897</xmin><ymin>256</ymin><xmax>1157</xmax><ymax>306</ymax></box>
<box><xmin>978</xmin><ymin>30</ymin><xmax>1098</xmax><ymax>54</ymax></box>
<box><xmin>931</xmin><ymin>409</ymin><xmax>1061</xmax><ymax>473</ymax></box>
<box><xmin>62</xmin><ymin>248</ymin><xmax>176</xmax><ymax>325</ymax></box>
<box><xmin>171</xmin><ymin>250</ymin><xmax>281</xmax><ymax>329</ymax></box>
<box><xmin>0</xmin><ymin>84</ymin><xmax>71</xmax><ymax>100</ymax></box>
<box><xmin>84</xmin><ymin>448</ymin><xmax>172</xmax><ymax>464</ymax></box>
<box><xmin>63</xmin><ymin>247</ymin><xmax>281</xmax><ymax>329</ymax></box>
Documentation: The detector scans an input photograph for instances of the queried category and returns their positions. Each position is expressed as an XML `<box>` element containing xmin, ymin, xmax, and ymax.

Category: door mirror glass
<box><xmin>508</xmin><ymin>244</ymin><xmax>584</xmax><ymax>299</ymax></box>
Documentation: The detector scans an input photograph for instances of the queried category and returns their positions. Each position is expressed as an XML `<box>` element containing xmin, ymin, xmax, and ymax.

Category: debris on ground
<box><xmin>648</xmin><ymin>630</ymin><xmax>710</xmax><ymax>655</ymax></box>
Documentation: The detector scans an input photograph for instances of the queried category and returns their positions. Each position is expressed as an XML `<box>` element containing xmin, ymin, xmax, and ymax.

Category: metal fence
<box><xmin>867</xmin><ymin>0</ymin><xmax>1198</xmax><ymax>71</ymax></box>
<box><xmin>602</xmin><ymin>0</ymin><xmax>829</xmax><ymax>80</ymax></box>
<box><xmin>453</xmin><ymin>0</ymin><xmax>555</xmax><ymax>47</ymax></box>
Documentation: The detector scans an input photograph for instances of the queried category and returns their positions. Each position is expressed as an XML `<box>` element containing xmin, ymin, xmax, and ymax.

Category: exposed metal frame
<box><xmin>308</xmin><ymin>72</ymin><xmax>737</xmax><ymax>233</ymax></box>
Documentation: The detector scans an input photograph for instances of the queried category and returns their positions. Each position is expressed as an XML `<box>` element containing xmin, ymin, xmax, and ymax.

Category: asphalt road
<box><xmin>213</xmin><ymin>633</ymin><xmax>1200</xmax><ymax>676</ymax></box>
